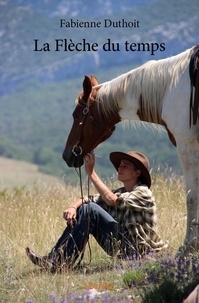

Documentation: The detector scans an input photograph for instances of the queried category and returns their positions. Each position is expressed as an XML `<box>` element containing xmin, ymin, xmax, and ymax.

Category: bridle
<box><xmin>71</xmin><ymin>96</ymin><xmax>121</xmax><ymax>160</ymax></box>
<box><xmin>71</xmin><ymin>99</ymin><xmax>91</xmax><ymax>158</ymax></box>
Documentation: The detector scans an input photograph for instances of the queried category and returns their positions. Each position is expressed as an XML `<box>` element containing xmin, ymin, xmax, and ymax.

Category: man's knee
<box><xmin>78</xmin><ymin>202</ymin><xmax>99</xmax><ymax>215</ymax></box>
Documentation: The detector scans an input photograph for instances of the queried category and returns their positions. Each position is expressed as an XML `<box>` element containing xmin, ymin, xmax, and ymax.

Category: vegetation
<box><xmin>1</xmin><ymin>170</ymin><xmax>198</xmax><ymax>303</ymax></box>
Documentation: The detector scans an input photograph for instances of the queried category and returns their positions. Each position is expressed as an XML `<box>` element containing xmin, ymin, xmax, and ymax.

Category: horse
<box><xmin>62</xmin><ymin>45</ymin><xmax>199</xmax><ymax>254</ymax></box>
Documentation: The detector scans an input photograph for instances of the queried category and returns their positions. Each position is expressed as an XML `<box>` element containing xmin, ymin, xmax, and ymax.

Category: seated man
<box><xmin>26</xmin><ymin>151</ymin><xmax>167</xmax><ymax>272</ymax></box>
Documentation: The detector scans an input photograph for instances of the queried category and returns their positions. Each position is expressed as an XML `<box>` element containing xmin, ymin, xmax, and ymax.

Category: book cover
<box><xmin>0</xmin><ymin>2</ymin><xmax>199</xmax><ymax>303</ymax></box>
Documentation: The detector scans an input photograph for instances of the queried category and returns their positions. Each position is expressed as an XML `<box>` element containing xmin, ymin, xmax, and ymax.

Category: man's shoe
<box><xmin>25</xmin><ymin>247</ymin><xmax>53</xmax><ymax>270</ymax></box>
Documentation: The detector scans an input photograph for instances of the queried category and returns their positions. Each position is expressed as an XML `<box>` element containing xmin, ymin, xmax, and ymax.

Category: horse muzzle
<box><xmin>62</xmin><ymin>145</ymin><xmax>84</xmax><ymax>168</ymax></box>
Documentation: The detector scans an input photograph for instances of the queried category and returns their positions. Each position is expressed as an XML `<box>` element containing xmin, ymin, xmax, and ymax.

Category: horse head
<box><xmin>63</xmin><ymin>75</ymin><xmax>121</xmax><ymax>168</ymax></box>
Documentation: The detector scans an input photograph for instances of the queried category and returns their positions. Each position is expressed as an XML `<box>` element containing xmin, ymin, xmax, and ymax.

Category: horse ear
<box><xmin>90</xmin><ymin>75</ymin><xmax>99</xmax><ymax>86</ymax></box>
<box><xmin>90</xmin><ymin>75</ymin><xmax>101</xmax><ymax>99</ymax></box>
<box><xmin>82</xmin><ymin>76</ymin><xmax>92</xmax><ymax>100</ymax></box>
<box><xmin>83</xmin><ymin>75</ymin><xmax>99</xmax><ymax>100</ymax></box>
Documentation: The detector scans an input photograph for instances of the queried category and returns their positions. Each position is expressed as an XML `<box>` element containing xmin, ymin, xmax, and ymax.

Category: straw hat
<box><xmin>109</xmin><ymin>151</ymin><xmax>151</xmax><ymax>188</ymax></box>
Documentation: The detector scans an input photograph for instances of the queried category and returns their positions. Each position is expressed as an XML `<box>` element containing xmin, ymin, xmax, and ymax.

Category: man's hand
<box><xmin>84</xmin><ymin>152</ymin><xmax>95</xmax><ymax>177</ymax></box>
<box><xmin>63</xmin><ymin>207</ymin><xmax>77</xmax><ymax>227</ymax></box>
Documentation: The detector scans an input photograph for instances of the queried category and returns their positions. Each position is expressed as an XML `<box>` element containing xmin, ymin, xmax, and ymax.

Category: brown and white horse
<box><xmin>63</xmin><ymin>45</ymin><xmax>199</xmax><ymax>253</ymax></box>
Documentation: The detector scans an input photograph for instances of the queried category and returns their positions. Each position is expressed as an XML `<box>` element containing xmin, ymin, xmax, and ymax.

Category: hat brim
<box><xmin>109</xmin><ymin>151</ymin><xmax>151</xmax><ymax>188</ymax></box>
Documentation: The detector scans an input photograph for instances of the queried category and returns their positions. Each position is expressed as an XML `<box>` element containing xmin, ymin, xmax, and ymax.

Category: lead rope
<box><xmin>74</xmin><ymin>165</ymin><xmax>92</xmax><ymax>268</ymax></box>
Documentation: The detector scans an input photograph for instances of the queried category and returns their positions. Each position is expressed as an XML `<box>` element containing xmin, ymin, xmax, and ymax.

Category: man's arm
<box><xmin>84</xmin><ymin>152</ymin><xmax>119</xmax><ymax>206</ymax></box>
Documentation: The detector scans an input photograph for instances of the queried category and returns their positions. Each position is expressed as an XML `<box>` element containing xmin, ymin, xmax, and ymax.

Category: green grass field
<box><xmin>0</xmin><ymin>160</ymin><xmax>190</xmax><ymax>303</ymax></box>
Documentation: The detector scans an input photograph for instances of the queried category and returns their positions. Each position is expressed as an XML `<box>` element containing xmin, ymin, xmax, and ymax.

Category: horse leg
<box><xmin>177</xmin><ymin>140</ymin><xmax>199</xmax><ymax>254</ymax></box>
<box><xmin>161</xmin><ymin>68</ymin><xmax>199</xmax><ymax>254</ymax></box>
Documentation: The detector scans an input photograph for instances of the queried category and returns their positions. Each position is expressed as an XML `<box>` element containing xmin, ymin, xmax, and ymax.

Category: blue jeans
<box><xmin>52</xmin><ymin>202</ymin><xmax>122</xmax><ymax>265</ymax></box>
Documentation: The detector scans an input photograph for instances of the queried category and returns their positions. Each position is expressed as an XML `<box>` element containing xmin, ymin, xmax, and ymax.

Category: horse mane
<box><xmin>96</xmin><ymin>46</ymin><xmax>194</xmax><ymax>124</ymax></box>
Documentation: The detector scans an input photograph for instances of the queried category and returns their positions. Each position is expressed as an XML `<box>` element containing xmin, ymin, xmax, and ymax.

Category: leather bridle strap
<box><xmin>72</xmin><ymin>105</ymin><xmax>89</xmax><ymax>157</ymax></box>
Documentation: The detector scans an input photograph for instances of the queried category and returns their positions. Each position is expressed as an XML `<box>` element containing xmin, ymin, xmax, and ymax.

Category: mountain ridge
<box><xmin>0</xmin><ymin>0</ymin><xmax>198</xmax><ymax>95</ymax></box>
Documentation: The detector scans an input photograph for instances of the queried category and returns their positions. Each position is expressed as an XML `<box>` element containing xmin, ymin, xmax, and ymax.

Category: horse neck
<box><xmin>98</xmin><ymin>47</ymin><xmax>192</xmax><ymax>125</ymax></box>
<box><xmin>96</xmin><ymin>78</ymin><xmax>124</xmax><ymax>122</ymax></box>
<box><xmin>97</xmin><ymin>72</ymin><xmax>134</xmax><ymax>118</ymax></box>
<box><xmin>97</xmin><ymin>71</ymin><xmax>150</xmax><ymax>124</ymax></box>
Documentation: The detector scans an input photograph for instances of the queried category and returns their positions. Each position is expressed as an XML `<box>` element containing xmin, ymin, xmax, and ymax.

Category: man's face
<box><xmin>117</xmin><ymin>159</ymin><xmax>140</xmax><ymax>183</ymax></box>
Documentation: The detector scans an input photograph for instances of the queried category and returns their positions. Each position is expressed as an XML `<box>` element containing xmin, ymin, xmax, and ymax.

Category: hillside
<box><xmin>0</xmin><ymin>157</ymin><xmax>63</xmax><ymax>191</ymax></box>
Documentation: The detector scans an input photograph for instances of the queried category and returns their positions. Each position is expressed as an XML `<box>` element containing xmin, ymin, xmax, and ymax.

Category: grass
<box><xmin>0</xmin><ymin>168</ymin><xmax>194</xmax><ymax>303</ymax></box>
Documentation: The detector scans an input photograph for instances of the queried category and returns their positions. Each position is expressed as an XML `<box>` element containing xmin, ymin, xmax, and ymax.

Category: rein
<box><xmin>74</xmin><ymin>158</ymin><xmax>92</xmax><ymax>268</ymax></box>
<box><xmin>75</xmin><ymin>165</ymin><xmax>90</xmax><ymax>203</ymax></box>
